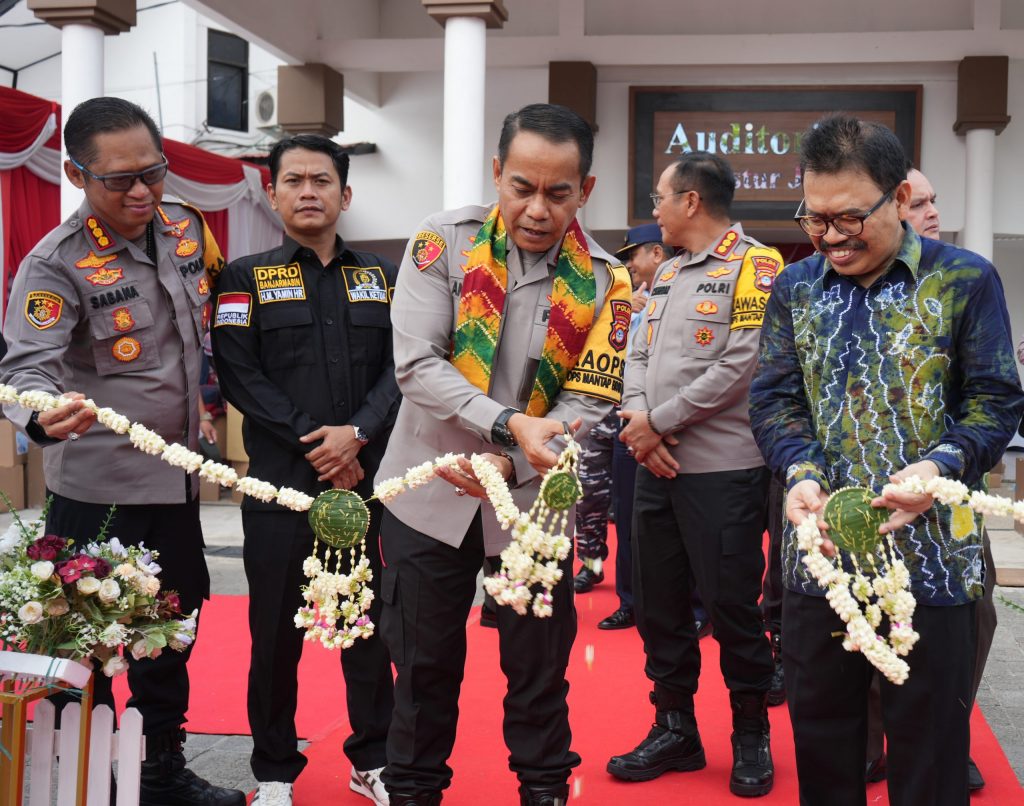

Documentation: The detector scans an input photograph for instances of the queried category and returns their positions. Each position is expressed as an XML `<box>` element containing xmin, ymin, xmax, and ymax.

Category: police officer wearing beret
<box><xmin>609</xmin><ymin>152</ymin><xmax>781</xmax><ymax>797</ymax></box>
<box><xmin>378</xmin><ymin>103</ymin><xmax>632</xmax><ymax>806</ymax></box>
<box><xmin>0</xmin><ymin>97</ymin><xmax>241</xmax><ymax>805</ymax></box>
<box><xmin>211</xmin><ymin>134</ymin><xmax>398</xmax><ymax>806</ymax></box>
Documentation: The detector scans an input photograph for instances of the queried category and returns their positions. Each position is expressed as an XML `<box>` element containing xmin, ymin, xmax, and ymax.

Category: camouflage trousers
<box><xmin>574</xmin><ymin>409</ymin><xmax>619</xmax><ymax>561</ymax></box>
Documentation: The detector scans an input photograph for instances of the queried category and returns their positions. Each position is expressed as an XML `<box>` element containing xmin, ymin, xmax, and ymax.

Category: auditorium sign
<box><xmin>628</xmin><ymin>86</ymin><xmax>922</xmax><ymax>225</ymax></box>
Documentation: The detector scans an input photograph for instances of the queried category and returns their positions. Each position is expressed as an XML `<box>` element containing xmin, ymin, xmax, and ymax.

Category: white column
<box><xmin>60</xmin><ymin>23</ymin><xmax>104</xmax><ymax>220</ymax></box>
<box><xmin>962</xmin><ymin>128</ymin><xmax>996</xmax><ymax>261</ymax></box>
<box><xmin>442</xmin><ymin>16</ymin><xmax>487</xmax><ymax>210</ymax></box>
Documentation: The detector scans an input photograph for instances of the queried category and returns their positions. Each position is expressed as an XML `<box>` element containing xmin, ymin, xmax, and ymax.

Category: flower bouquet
<box><xmin>0</xmin><ymin>500</ymin><xmax>196</xmax><ymax>677</ymax></box>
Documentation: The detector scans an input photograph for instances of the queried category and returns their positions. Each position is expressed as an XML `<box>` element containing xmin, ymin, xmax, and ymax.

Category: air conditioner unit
<box><xmin>254</xmin><ymin>88</ymin><xmax>278</xmax><ymax>129</ymax></box>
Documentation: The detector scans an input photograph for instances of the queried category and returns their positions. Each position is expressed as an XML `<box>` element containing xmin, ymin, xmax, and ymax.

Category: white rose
<box><xmin>142</xmin><ymin>576</ymin><xmax>161</xmax><ymax>597</ymax></box>
<box><xmin>113</xmin><ymin>563</ymin><xmax>136</xmax><ymax>579</ymax></box>
<box><xmin>102</xmin><ymin>655</ymin><xmax>128</xmax><ymax>677</ymax></box>
<box><xmin>76</xmin><ymin>576</ymin><xmax>101</xmax><ymax>595</ymax></box>
<box><xmin>130</xmin><ymin>639</ymin><xmax>150</xmax><ymax>661</ymax></box>
<box><xmin>18</xmin><ymin>601</ymin><xmax>44</xmax><ymax>625</ymax></box>
<box><xmin>98</xmin><ymin>578</ymin><xmax>121</xmax><ymax>603</ymax></box>
<box><xmin>30</xmin><ymin>560</ymin><xmax>55</xmax><ymax>581</ymax></box>
<box><xmin>45</xmin><ymin>598</ymin><xmax>70</xmax><ymax>616</ymax></box>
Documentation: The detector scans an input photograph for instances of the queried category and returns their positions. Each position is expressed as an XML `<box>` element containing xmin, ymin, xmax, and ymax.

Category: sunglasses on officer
<box><xmin>68</xmin><ymin>155</ymin><xmax>169</xmax><ymax>192</ymax></box>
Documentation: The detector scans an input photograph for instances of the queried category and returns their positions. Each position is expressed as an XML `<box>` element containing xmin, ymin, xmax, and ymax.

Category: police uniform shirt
<box><xmin>211</xmin><ymin>236</ymin><xmax>400</xmax><ymax>508</ymax></box>
<box><xmin>378</xmin><ymin>204</ymin><xmax>629</xmax><ymax>555</ymax></box>
<box><xmin>622</xmin><ymin>223</ymin><xmax>783</xmax><ymax>474</ymax></box>
<box><xmin>1</xmin><ymin>200</ymin><xmax>217</xmax><ymax>504</ymax></box>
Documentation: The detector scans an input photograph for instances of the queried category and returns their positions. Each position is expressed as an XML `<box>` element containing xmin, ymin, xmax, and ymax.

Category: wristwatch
<box><xmin>352</xmin><ymin>425</ymin><xmax>370</xmax><ymax>446</ymax></box>
<box><xmin>491</xmin><ymin>407</ymin><xmax>519</xmax><ymax>447</ymax></box>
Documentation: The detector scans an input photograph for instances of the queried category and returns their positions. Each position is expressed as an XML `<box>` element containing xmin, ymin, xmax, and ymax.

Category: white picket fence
<box><xmin>27</xmin><ymin>701</ymin><xmax>144</xmax><ymax>806</ymax></box>
<box><xmin>0</xmin><ymin>651</ymin><xmax>144</xmax><ymax>805</ymax></box>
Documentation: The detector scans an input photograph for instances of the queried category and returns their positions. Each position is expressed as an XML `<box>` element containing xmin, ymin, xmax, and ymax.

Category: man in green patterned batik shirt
<box><xmin>749</xmin><ymin>114</ymin><xmax>1024</xmax><ymax>806</ymax></box>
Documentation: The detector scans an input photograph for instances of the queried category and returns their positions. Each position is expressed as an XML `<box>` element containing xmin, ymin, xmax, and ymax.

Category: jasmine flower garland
<box><xmin>799</xmin><ymin>474</ymin><xmax>1024</xmax><ymax>684</ymax></box>
<box><xmin>0</xmin><ymin>384</ymin><xmax>586</xmax><ymax>648</ymax></box>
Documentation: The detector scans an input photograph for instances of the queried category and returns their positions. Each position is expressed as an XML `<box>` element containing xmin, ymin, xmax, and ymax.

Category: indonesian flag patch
<box><xmin>214</xmin><ymin>292</ymin><xmax>252</xmax><ymax>327</ymax></box>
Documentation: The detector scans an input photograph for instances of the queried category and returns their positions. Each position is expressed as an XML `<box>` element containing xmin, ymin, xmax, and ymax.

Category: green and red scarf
<box><xmin>451</xmin><ymin>206</ymin><xmax>596</xmax><ymax>416</ymax></box>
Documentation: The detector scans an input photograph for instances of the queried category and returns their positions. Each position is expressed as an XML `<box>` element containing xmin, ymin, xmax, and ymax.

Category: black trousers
<box><xmin>379</xmin><ymin>509</ymin><xmax>580</xmax><ymax>794</ymax></box>
<box><xmin>610</xmin><ymin>433</ymin><xmax>637</xmax><ymax>611</ymax></box>
<box><xmin>783</xmin><ymin>590</ymin><xmax>976</xmax><ymax>806</ymax></box>
<box><xmin>865</xmin><ymin>529</ymin><xmax>997</xmax><ymax>762</ymax></box>
<box><xmin>45</xmin><ymin>492</ymin><xmax>209</xmax><ymax>737</ymax></box>
<box><xmin>243</xmin><ymin>506</ymin><xmax>392</xmax><ymax>782</ymax></box>
<box><xmin>760</xmin><ymin>473</ymin><xmax>786</xmax><ymax>635</ymax></box>
<box><xmin>632</xmin><ymin>466</ymin><xmax>773</xmax><ymax>699</ymax></box>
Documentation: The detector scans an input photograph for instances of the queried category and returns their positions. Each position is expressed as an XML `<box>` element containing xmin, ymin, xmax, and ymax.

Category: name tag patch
<box><xmin>253</xmin><ymin>263</ymin><xmax>306</xmax><ymax>304</ymax></box>
<box><xmin>214</xmin><ymin>292</ymin><xmax>252</xmax><ymax>327</ymax></box>
<box><xmin>342</xmin><ymin>267</ymin><xmax>388</xmax><ymax>303</ymax></box>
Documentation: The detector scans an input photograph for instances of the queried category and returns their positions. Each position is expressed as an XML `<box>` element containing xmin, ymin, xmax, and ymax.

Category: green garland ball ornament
<box><xmin>822</xmin><ymin>486</ymin><xmax>888</xmax><ymax>555</ymax></box>
<box><xmin>540</xmin><ymin>468</ymin><xmax>582</xmax><ymax>511</ymax></box>
<box><xmin>307</xmin><ymin>488</ymin><xmax>371</xmax><ymax>549</ymax></box>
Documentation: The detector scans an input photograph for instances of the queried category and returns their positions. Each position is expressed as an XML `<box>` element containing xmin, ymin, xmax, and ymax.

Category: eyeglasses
<box><xmin>650</xmin><ymin>188</ymin><xmax>697</xmax><ymax>209</ymax></box>
<box><xmin>69</xmin><ymin>156</ymin><xmax>169</xmax><ymax>192</ymax></box>
<box><xmin>794</xmin><ymin>190</ymin><xmax>893</xmax><ymax>237</ymax></box>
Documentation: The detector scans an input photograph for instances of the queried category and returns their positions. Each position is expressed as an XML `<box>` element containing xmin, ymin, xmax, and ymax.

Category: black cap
<box><xmin>614</xmin><ymin>223</ymin><xmax>663</xmax><ymax>257</ymax></box>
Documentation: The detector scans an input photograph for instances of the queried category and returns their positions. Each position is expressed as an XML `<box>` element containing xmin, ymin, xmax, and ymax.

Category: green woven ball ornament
<box><xmin>541</xmin><ymin>471</ymin><xmax>582</xmax><ymax>511</ymax></box>
<box><xmin>823</xmin><ymin>486</ymin><xmax>887</xmax><ymax>554</ymax></box>
<box><xmin>308</xmin><ymin>489</ymin><xmax>370</xmax><ymax>549</ymax></box>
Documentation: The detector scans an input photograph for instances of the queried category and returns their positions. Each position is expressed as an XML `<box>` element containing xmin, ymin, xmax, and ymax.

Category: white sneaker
<box><xmin>252</xmin><ymin>781</ymin><xmax>293</xmax><ymax>806</ymax></box>
<box><xmin>350</xmin><ymin>765</ymin><xmax>389</xmax><ymax>805</ymax></box>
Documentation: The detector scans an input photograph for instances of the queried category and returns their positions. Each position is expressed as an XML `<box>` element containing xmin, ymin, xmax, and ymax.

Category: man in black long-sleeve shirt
<box><xmin>211</xmin><ymin>134</ymin><xmax>399</xmax><ymax>806</ymax></box>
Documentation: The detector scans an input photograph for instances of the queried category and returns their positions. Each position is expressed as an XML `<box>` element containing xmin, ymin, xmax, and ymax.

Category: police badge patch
<box><xmin>752</xmin><ymin>254</ymin><xmax>781</xmax><ymax>292</ymax></box>
<box><xmin>25</xmin><ymin>291</ymin><xmax>64</xmax><ymax>330</ymax></box>
<box><xmin>608</xmin><ymin>300</ymin><xmax>631</xmax><ymax>352</ymax></box>
<box><xmin>112</xmin><ymin>306</ymin><xmax>135</xmax><ymax>332</ymax></box>
<box><xmin>411</xmin><ymin>231</ymin><xmax>445</xmax><ymax>271</ymax></box>
<box><xmin>112</xmin><ymin>336</ymin><xmax>141</xmax><ymax>362</ymax></box>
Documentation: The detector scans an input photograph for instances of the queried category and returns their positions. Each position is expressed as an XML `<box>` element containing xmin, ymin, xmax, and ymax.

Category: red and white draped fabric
<box><xmin>0</xmin><ymin>86</ymin><xmax>282</xmax><ymax>314</ymax></box>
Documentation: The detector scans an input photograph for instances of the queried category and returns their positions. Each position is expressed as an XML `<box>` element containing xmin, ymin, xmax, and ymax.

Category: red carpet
<box><xmin>116</xmin><ymin>530</ymin><xmax>1023</xmax><ymax>804</ymax></box>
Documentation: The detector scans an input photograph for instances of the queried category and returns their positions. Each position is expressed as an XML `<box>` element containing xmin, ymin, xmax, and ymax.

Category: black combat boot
<box><xmin>388</xmin><ymin>793</ymin><xmax>443</xmax><ymax>806</ymax></box>
<box><xmin>519</xmin><ymin>782</ymin><xmax>569</xmax><ymax>805</ymax></box>
<box><xmin>139</xmin><ymin>728</ymin><xmax>245</xmax><ymax>806</ymax></box>
<box><xmin>729</xmin><ymin>692</ymin><xmax>773</xmax><ymax>797</ymax></box>
<box><xmin>606</xmin><ymin>686</ymin><xmax>706</xmax><ymax>782</ymax></box>
<box><xmin>767</xmin><ymin>631</ymin><xmax>785</xmax><ymax>706</ymax></box>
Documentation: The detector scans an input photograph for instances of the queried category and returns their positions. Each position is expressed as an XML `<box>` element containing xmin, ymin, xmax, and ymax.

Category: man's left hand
<box><xmin>436</xmin><ymin>454</ymin><xmax>512</xmax><ymax>501</ymax></box>
<box><xmin>871</xmin><ymin>459</ymin><xmax>941</xmax><ymax>534</ymax></box>
<box><xmin>300</xmin><ymin>425</ymin><xmax>361</xmax><ymax>479</ymax></box>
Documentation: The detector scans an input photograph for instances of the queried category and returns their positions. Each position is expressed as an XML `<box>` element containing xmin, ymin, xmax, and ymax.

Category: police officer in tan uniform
<box><xmin>377</xmin><ymin>104</ymin><xmax>632</xmax><ymax>806</ymax></box>
<box><xmin>608</xmin><ymin>152</ymin><xmax>781</xmax><ymax>798</ymax></box>
<box><xmin>0</xmin><ymin>98</ymin><xmax>242</xmax><ymax>806</ymax></box>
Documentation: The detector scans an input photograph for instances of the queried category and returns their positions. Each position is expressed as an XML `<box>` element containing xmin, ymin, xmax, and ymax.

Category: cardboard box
<box><xmin>0</xmin><ymin>419</ymin><xmax>28</xmax><ymax>467</ymax></box>
<box><xmin>230</xmin><ymin>460</ymin><xmax>249</xmax><ymax>504</ymax></box>
<box><xmin>0</xmin><ymin>463</ymin><xmax>27</xmax><ymax>510</ymax></box>
<box><xmin>24</xmin><ymin>442</ymin><xmax>46</xmax><ymax>508</ymax></box>
<box><xmin>199</xmin><ymin>478</ymin><xmax>223</xmax><ymax>502</ymax></box>
<box><xmin>225</xmin><ymin>404</ymin><xmax>249</xmax><ymax>463</ymax></box>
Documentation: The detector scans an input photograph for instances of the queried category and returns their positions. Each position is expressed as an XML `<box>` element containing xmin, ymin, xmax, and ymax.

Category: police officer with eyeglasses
<box><xmin>1</xmin><ymin>97</ymin><xmax>241</xmax><ymax>806</ymax></box>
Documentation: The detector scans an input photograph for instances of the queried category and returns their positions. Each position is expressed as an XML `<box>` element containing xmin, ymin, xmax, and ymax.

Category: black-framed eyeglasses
<box><xmin>650</xmin><ymin>188</ymin><xmax>698</xmax><ymax>209</ymax></box>
<box><xmin>794</xmin><ymin>190</ymin><xmax>893</xmax><ymax>237</ymax></box>
<box><xmin>69</xmin><ymin>156</ymin><xmax>169</xmax><ymax>192</ymax></box>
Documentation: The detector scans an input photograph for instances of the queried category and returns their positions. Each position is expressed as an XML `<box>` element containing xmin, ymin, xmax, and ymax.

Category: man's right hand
<box><xmin>787</xmin><ymin>479</ymin><xmax>835</xmax><ymax>556</ymax></box>
<box><xmin>507</xmin><ymin>413</ymin><xmax>581</xmax><ymax>474</ymax></box>
<box><xmin>38</xmin><ymin>392</ymin><xmax>97</xmax><ymax>440</ymax></box>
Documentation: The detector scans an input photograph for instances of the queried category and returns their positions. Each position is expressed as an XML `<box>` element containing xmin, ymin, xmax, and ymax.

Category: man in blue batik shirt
<box><xmin>749</xmin><ymin>114</ymin><xmax>1024</xmax><ymax>806</ymax></box>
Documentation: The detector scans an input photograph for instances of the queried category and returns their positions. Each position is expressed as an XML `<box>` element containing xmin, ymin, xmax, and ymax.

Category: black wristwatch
<box><xmin>491</xmin><ymin>407</ymin><xmax>519</xmax><ymax>447</ymax></box>
<box><xmin>352</xmin><ymin>425</ymin><xmax>370</xmax><ymax>446</ymax></box>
